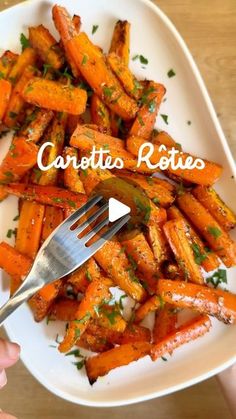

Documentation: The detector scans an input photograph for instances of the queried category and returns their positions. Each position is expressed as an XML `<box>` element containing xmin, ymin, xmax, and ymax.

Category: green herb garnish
<box><xmin>206</xmin><ymin>269</ymin><xmax>227</xmax><ymax>288</ymax></box>
<box><xmin>167</xmin><ymin>69</ymin><xmax>176</xmax><ymax>78</ymax></box>
<box><xmin>191</xmin><ymin>243</ymin><xmax>207</xmax><ymax>265</ymax></box>
<box><xmin>207</xmin><ymin>226</ymin><xmax>222</xmax><ymax>239</ymax></box>
<box><xmin>160</xmin><ymin>114</ymin><xmax>169</xmax><ymax>125</ymax></box>
<box><xmin>92</xmin><ymin>25</ymin><xmax>99</xmax><ymax>34</ymax></box>
<box><xmin>20</xmin><ymin>33</ymin><xmax>30</xmax><ymax>51</ymax></box>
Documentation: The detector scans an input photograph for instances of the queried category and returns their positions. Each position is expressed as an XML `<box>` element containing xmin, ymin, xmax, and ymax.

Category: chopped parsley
<box><xmin>119</xmin><ymin>294</ymin><xmax>127</xmax><ymax>310</ymax></box>
<box><xmin>13</xmin><ymin>214</ymin><xmax>19</xmax><ymax>221</ymax></box>
<box><xmin>187</xmin><ymin>120</ymin><xmax>192</xmax><ymax>125</ymax></box>
<box><xmin>43</xmin><ymin>63</ymin><xmax>52</xmax><ymax>77</ymax></box>
<box><xmin>161</xmin><ymin>356</ymin><xmax>168</xmax><ymax>361</ymax></box>
<box><xmin>137</xmin><ymin>115</ymin><xmax>145</xmax><ymax>126</ymax></box>
<box><xmin>81</xmin><ymin>54</ymin><xmax>88</xmax><ymax>66</ymax></box>
<box><xmin>20</xmin><ymin>33</ymin><xmax>30</xmax><ymax>51</ymax></box>
<box><xmin>0</xmin><ymin>71</ymin><xmax>5</xmax><ymax>79</ymax></box>
<box><xmin>67</xmin><ymin>199</ymin><xmax>76</xmax><ymax>208</ymax></box>
<box><xmin>65</xmin><ymin>349</ymin><xmax>83</xmax><ymax>357</ymax></box>
<box><xmin>148</xmin><ymin>100</ymin><xmax>156</xmax><ymax>113</ymax></box>
<box><xmin>75</xmin><ymin>312</ymin><xmax>91</xmax><ymax>324</ymax></box>
<box><xmin>33</xmin><ymin>168</ymin><xmax>42</xmax><ymax>183</ymax></box>
<box><xmin>127</xmin><ymin>254</ymin><xmax>137</xmax><ymax>270</ymax></box>
<box><xmin>103</xmin><ymin>85</ymin><xmax>115</xmax><ymax>98</ymax></box>
<box><xmin>167</xmin><ymin>69</ymin><xmax>176</xmax><ymax>78</ymax></box>
<box><xmin>206</xmin><ymin>269</ymin><xmax>227</xmax><ymax>288</ymax></box>
<box><xmin>85</xmin><ymin>269</ymin><xmax>92</xmax><ymax>282</ymax></box>
<box><xmin>207</xmin><ymin>226</ymin><xmax>222</xmax><ymax>239</ymax></box>
<box><xmin>160</xmin><ymin>114</ymin><xmax>169</xmax><ymax>125</ymax></box>
<box><xmin>191</xmin><ymin>243</ymin><xmax>207</xmax><ymax>265</ymax></box>
<box><xmin>52</xmin><ymin>197</ymin><xmax>63</xmax><ymax>203</ymax></box>
<box><xmin>132</xmin><ymin>54</ymin><xmax>148</xmax><ymax>66</ymax></box>
<box><xmin>9</xmin><ymin>111</ymin><xmax>17</xmax><ymax>119</ymax></box>
<box><xmin>6</xmin><ymin>228</ymin><xmax>17</xmax><ymax>238</ymax></box>
<box><xmin>84</xmin><ymin>130</ymin><xmax>94</xmax><ymax>139</ymax></box>
<box><xmin>73</xmin><ymin>359</ymin><xmax>85</xmax><ymax>370</ymax></box>
<box><xmin>92</xmin><ymin>25</ymin><xmax>99</xmax><ymax>34</ymax></box>
<box><xmin>152</xmin><ymin>197</ymin><xmax>160</xmax><ymax>205</ymax></box>
<box><xmin>134</xmin><ymin>197</ymin><xmax>151</xmax><ymax>223</ymax></box>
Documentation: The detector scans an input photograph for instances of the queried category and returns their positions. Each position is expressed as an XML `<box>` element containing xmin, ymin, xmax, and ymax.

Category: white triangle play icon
<box><xmin>108</xmin><ymin>198</ymin><xmax>131</xmax><ymax>222</ymax></box>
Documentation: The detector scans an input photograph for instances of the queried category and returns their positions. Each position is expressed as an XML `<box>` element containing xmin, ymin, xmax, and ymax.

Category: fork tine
<box><xmin>76</xmin><ymin>202</ymin><xmax>109</xmax><ymax>235</ymax></box>
<box><xmin>88</xmin><ymin>214</ymin><xmax>131</xmax><ymax>252</ymax></box>
<box><xmin>81</xmin><ymin>216</ymin><xmax>109</xmax><ymax>244</ymax></box>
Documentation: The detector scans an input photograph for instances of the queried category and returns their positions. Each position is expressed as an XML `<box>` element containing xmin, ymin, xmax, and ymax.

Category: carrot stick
<box><xmin>4</xmin><ymin>183</ymin><xmax>87</xmax><ymax>210</ymax></box>
<box><xmin>177</xmin><ymin>193</ymin><xmax>236</xmax><ymax>267</ymax></box>
<box><xmin>41</xmin><ymin>206</ymin><xmax>64</xmax><ymax>242</ymax></box>
<box><xmin>107</xmin><ymin>53</ymin><xmax>143</xmax><ymax>100</ymax></box>
<box><xmin>90</xmin><ymin>94</ymin><xmax>111</xmax><ymax>133</ymax></box>
<box><xmin>134</xmin><ymin>295</ymin><xmax>163</xmax><ymax>323</ymax></box>
<box><xmin>19</xmin><ymin>108</ymin><xmax>54</xmax><ymax>143</ymax></box>
<box><xmin>8</xmin><ymin>48</ymin><xmax>37</xmax><ymax>85</ymax></box>
<box><xmin>67</xmin><ymin>32</ymin><xmax>138</xmax><ymax>120</ymax></box>
<box><xmin>94</xmin><ymin>304</ymin><xmax>127</xmax><ymax>332</ymax></box>
<box><xmin>192</xmin><ymin>186</ymin><xmax>236</xmax><ymax>231</ymax></box>
<box><xmin>0</xmin><ymin>242</ymin><xmax>31</xmax><ymax>277</ymax></box>
<box><xmin>29</xmin><ymin>24</ymin><xmax>64</xmax><ymax>69</ymax></box>
<box><xmin>158</xmin><ymin>279</ymin><xmax>236</xmax><ymax>324</ymax></box>
<box><xmin>15</xmin><ymin>201</ymin><xmax>45</xmax><ymax>258</ymax></box>
<box><xmin>152</xmin><ymin>303</ymin><xmax>177</xmax><ymax>344</ymax></box>
<box><xmin>162</xmin><ymin>262</ymin><xmax>185</xmax><ymax>280</ymax></box>
<box><xmin>0</xmin><ymin>79</ymin><xmax>12</xmax><ymax>122</ymax></box>
<box><xmin>129</xmin><ymin>82</ymin><xmax>166</xmax><ymax>139</ymax></box>
<box><xmin>151</xmin><ymin>314</ymin><xmax>211</xmax><ymax>361</ymax></box>
<box><xmin>85</xmin><ymin>341</ymin><xmax>151</xmax><ymax>384</ymax></box>
<box><xmin>58</xmin><ymin>277</ymin><xmax>112</xmax><ymax>352</ymax></box>
<box><xmin>109</xmin><ymin>20</ymin><xmax>130</xmax><ymax>66</ymax></box>
<box><xmin>120</xmin><ymin>229</ymin><xmax>159</xmax><ymax>294</ymax></box>
<box><xmin>163</xmin><ymin>219</ymin><xmax>204</xmax><ymax>284</ymax></box>
<box><xmin>0</xmin><ymin>137</ymin><xmax>38</xmax><ymax>184</ymax></box>
<box><xmin>126</xmin><ymin>136</ymin><xmax>223</xmax><ymax>185</ymax></box>
<box><xmin>167</xmin><ymin>205</ymin><xmax>220</xmax><ymax>272</ymax></box>
<box><xmin>77</xmin><ymin>330</ymin><xmax>113</xmax><ymax>353</ymax></box>
<box><xmin>68</xmin><ymin>258</ymin><xmax>101</xmax><ymax>293</ymax></box>
<box><xmin>49</xmin><ymin>298</ymin><xmax>80</xmax><ymax>321</ymax></box>
<box><xmin>63</xmin><ymin>147</ymin><xmax>85</xmax><ymax>194</ymax></box>
<box><xmin>29</xmin><ymin>280</ymin><xmax>62</xmax><ymax>322</ymax></box>
<box><xmin>146</xmin><ymin>224</ymin><xmax>170</xmax><ymax>264</ymax></box>
<box><xmin>0</xmin><ymin>51</ymin><xmax>19</xmax><ymax>79</ymax></box>
<box><xmin>152</xmin><ymin>130</ymin><xmax>177</xmax><ymax>148</ymax></box>
<box><xmin>4</xmin><ymin>65</ymin><xmax>36</xmax><ymax>127</ymax></box>
<box><xmin>22</xmin><ymin>78</ymin><xmax>87</xmax><ymax>115</ymax></box>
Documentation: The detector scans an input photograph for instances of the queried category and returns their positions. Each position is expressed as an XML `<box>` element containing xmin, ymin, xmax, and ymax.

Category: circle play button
<box><xmin>108</xmin><ymin>198</ymin><xmax>131</xmax><ymax>222</ymax></box>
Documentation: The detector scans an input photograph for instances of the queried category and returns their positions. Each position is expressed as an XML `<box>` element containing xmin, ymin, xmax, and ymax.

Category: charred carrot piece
<box><xmin>163</xmin><ymin>219</ymin><xmax>204</xmax><ymax>284</ymax></box>
<box><xmin>8</xmin><ymin>48</ymin><xmax>37</xmax><ymax>85</ymax></box>
<box><xmin>66</xmin><ymin>114</ymin><xmax>83</xmax><ymax>137</ymax></box>
<box><xmin>129</xmin><ymin>82</ymin><xmax>166</xmax><ymax>140</ymax></box>
<box><xmin>113</xmin><ymin>170</ymin><xmax>176</xmax><ymax>208</ymax></box>
<box><xmin>193</xmin><ymin>186</ymin><xmax>236</xmax><ymax>231</ymax></box>
<box><xmin>120</xmin><ymin>229</ymin><xmax>159</xmax><ymax>294</ymax></box>
<box><xmin>29</xmin><ymin>280</ymin><xmax>62</xmax><ymax>322</ymax></box>
<box><xmin>151</xmin><ymin>130</ymin><xmax>177</xmax><ymax>148</ymax></box>
<box><xmin>151</xmin><ymin>314</ymin><xmax>211</xmax><ymax>361</ymax></box>
<box><xmin>158</xmin><ymin>279</ymin><xmax>236</xmax><ymax>324</ymax></box>
<box><xmin>20</xmin><ymin>108</ymin><xmax>54</xmax><ymax>143</ymax></box>
<box><xmin>0</xmin><ymin>79</ymin><xmax>12</xmax><ymax>122</ymax></box>
<box><xmin>22</xmin><ymin>78</ymin><xmax>87</xmax><ymax>115</ymax></box>
<box><xmin>29</xmin><ymin>24</ymin><xmax>64</xmax><ymax>69</ymax></box>
<box><xmin>152</xmin><ymin>303</ymin><xmax>177</xmax><ymax>344</ymax></box>
<box><xmin>41</xmin><ymin>206</ymin><xmax>64</xmax><ymax>242</ymax></box>
<box><xmin>4</xmin><ymin>183</ymin><xmax>87</xmax><ymax>210</ymax></box>
<box><xmin>0</xmin><ymin>51</ymin><xmax>19</xmax><ymax>79</ymax></box>
<box><xmin>107</xmin><ymin>53</ymin><xmax>143</xmax><ymax>100</ymax></box>
<box><xmin>167</xmin><ymin>205</ymin><xmax>220</xmax><ymax>272</ymax></box>
<box><xmin>72</xmin><ymin>15</ymin><xmax>81</xmax><ymax>32</ymax></box>
<box><xmin>58</xmin><ymin>277</ymin><xmax>112</xmax><ymax>352</ymax></box>
<box><xmin>85</xmin><ymin>341</ymin><xmax>151</xmax><ymax>384</ymax></box>
<box><xmin>68</xmin><ymin>258</ymin><xmax>101</xmax><ymax>293</ymax></box>
<box><xmin>177</xmin><ymin>193</ymin><xmax>236</xmax><ymax>267</ymax></box>
<box><xmin>0</xmin><ymin>242</ymin><xmax>31</xmax><ymax>277</ymax></box>
<box><xmin>146</xmin><ymin>224</ymin><xmax>170</xmax><ymax>264</ymax></box>
<box><xmin>49</xmin><ymin>298</ymin><xmax>80</xmax><ymax>321</ymax></box>
<box><xmin>77</xmin><ymin>330</ymin><xmax>113</xmax><ymax>353</ymax></box>
<box><xmin>90</xmin><ymin>94</ymin><xmax>111</xmax><ymax>134</ymax></box>
<box><xmin>63</xmin><ymin>147</ymin><xmax>85</xmax><ymax>194</ymax></box>
<box><xmin>162</xmin><ymin>262</ymin><xmax>185</xmax><ymax>280</ymax></box>
<box><xmin>15</xmin><ymin>201</ymin><xmax>45</xmax><ymax>259</ymax></box>
<box><xmin>109</xmin><ymin>20</ymin><xmax>130</xmax><ymax>66</ymax></box>
<box><xmin>126</xmin><ymin>136</ymin><xmax>223</xmax><ymax>185</ymax></box>
<box><xmin>67</xmin><ymin>32</ymin><xmax>138</xmax><ymax>120</ymax></box>
<box><xmin>0</xmin><ymin>137</ymin><xmax>38</xmax><ymax>184</ymax></box>
<box><xmin>134</xmin><ymin>295</ymin><xmax>163</xmax><ymax>323</ymax></box>
<box><xmin>4</xmin><ymin>65</ymin><xmax>36</xmax><ymax>127</ymax></box>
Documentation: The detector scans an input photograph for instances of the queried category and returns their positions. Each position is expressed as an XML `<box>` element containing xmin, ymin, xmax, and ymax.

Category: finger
<box><xmin>0</xmin><ymin>369</ymin><xmax>7</xmax><ymax>389</ymax></box>
<box><xmin>0</xmin><ymin>339</ymin><xmax>20</xmax><ymax>369</ymax></box>
<box><xmin>0</xmin><ymin>413</ymin><xmax>17</xmax><ymax>419</ymax></box>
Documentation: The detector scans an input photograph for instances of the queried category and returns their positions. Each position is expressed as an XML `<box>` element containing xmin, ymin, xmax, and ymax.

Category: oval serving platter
<box><xmin>0</xmin><ymin>0</ymin><xmax>236</xmax><ymax>407</ymax></box>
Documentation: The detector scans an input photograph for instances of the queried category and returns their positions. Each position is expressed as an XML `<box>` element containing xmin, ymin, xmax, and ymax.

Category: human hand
<box><xmin>217</xmin><ymin>364</ymin><xmax>236</xmax><ymax>417</ymax></box>
<box><xmin>0</xmin><ymin>338</ymin><xmax>20</xmax><ymax>389</ymax></box>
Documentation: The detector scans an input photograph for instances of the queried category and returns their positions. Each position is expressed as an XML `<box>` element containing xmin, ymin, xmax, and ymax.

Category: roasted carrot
<box><xmin>109</xmin><ymin>20</ymin><xmax>130</xmax><ymax>66</ymax></box>
<box><xmin>107</xmin><ymin>53</ymin><xmax>143</xmax><ymax>100</ymax></box>
<box><xmin>95</xmin><ymin>304</ymin><xmax>127</xmax><ymax>332</ymax></box>
<box><xmin>4</xmin><ymin>183</ymin><xmax>87</xmax><ymax>210</ymax></box>
<box><xmin>146</xmin><ymin>224</ymin><xmax>170</xmax><ymax>264</ymax></box>
<box><xmin>126</xmin><ymin>136</ymin><xmax>223</xmax><ymax>185</ymax></box>
<box><xmin>49</xmin><ymin>298</ymin><xmax>80</xmax><ymax>321</ymax></box>
<box><xmin>58</xmin><ymin>277</ymin><xmax>111</xmax><ymax>352</ymax></box>
<box><xmin>177</xmin><ymin>193</ymin><xmax>236</xmax><ymax>267</ymax></box>
<box><xmin>113</xmin><ymin>170</ymin><xmax>176</xmax><ymax>208</ymax></box>
<box><xmin>15</xmin><ymin>201</ymin><xmax>45</xmax><ymax>259</ymax></box>
<box><xmin>120</xmin><ymin>229</ymin><xmax>159</xmax><ymax>293</ymax></box>
<box><xmin>0</xmin><ymin>51</ymin><xmax>18</xmax><ymax>79</ymax></box>
<box><xmin>167</xmin><ymin>205</ymin><xmax>220</xmax><ymax>272</ymax></box>
<box><xmin>152</xmin><ymin>303</ymin><xmax>177</xmax><ymax>344</ymax></box>
<box><xmin>68</xmin><ymin>257</ymin><xmax>101</xmax><ymax>293</ymax></box>
<box><xmin>0</xmin><ymin>79</ymin><xmax>12</xmax><ymax>122</ymax></box>
<box><xmin>41</xmin><ymin>206</ymin><xmax>64</xmax><ymax>242</ymax></box>
<box><xmin>29</xmin><ymin>24</ymin><xmax>64</xmax><ymax>69</ymax></box>
<box><xmin>29</xmin><ymin>280</ymin><xmax>62</xmax><ymax>322</ymax></box>
<box><xmin>77</xmin><ymin>330</ymin><xmax>113</xmax><ymax>353</ymax></box>
<box><xmin>0</xmin><ymin>137</ymin><xmax>38</xmax><ymax>185</ymax></box>
<box><xmin>20</xmin><ymin>108</ymin><xmax>54</xmax><ymax>143</ymax></box>
<box><xmin>163</xmin><ymin>219</ymin><xmax>204</xmax><ymax>284</ymax></box>
<box><xmin>22</xmin><ymin>78</ymin><xmax>87</xmax><ymax>115</ymax></box>
<box><xmin>67</xmin><ymin>32</ymin><xmax>138</xmax><ymax>120</ymax></box>
<box><xmin>162</xmin><ymin>262</ymin><xmax>185</xmax><ymax>280</ymax></box>
<box><xmin>151</xmin><ymin>314</ymin><xmax>211</xmax><ymax>361</ymax></box>
<box><xmin>90</xmin><ymin>94</ymin><xmax>111</xmax><ymax>133</ymax></box>
<box><xmin>152</xmin><ymin>130</ymin><xmax>177</xmax><ymax>148</ymax></box>
<box><xmin>192</xmin><ymin>186</ymin><xmax>236</xmax><ymax>231</ymax></box>
<box><xmin>66</xmin><ymin>114</ymin><xmax>83</xmax><ymax>136</ymax></box>
<box><xmin>129</xmin><ymin>82</ymin><xmax>166</xmax><ymax>140</ymax></box>
<box><xmin>63</xmin><ymin>147</ymin><xmax>85</xmax><ymax>193</ymax></box>
<box><xmin>158</xmin><ymin>279</ymin><xmax>236</xmax><ymax>324</ymax></box>
<box><xmin>0</xmin><ymin>242</ymin><xmax>31</xmax><ymax>278</ymax></box>
<box><xmin>134</xmin><ymin>295</ymin><xmax>163</xmax><ymax>323</ymax></box>
<box><xmin>4</xmin><ymin>65</ymin><xmax>36</xmax><ymax>127</ymax></box>
<box><xmin>85</xmin><ymin>341</ymin><xmax>151</xmax><ymax>384</ymax></box>
<box><xmin>8</xmin><ymin>48</ymin><xmax>36</xmax><ymax>85</ymax></box>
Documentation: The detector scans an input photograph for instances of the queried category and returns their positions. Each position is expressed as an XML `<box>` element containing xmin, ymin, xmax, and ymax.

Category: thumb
<box><xmin>0</xmin><ymin>339</ymin><xmax>20</xmax><ymax>369</ymax></box>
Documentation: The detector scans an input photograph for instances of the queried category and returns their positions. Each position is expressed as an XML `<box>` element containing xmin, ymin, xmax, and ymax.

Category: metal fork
<box><xmin>0</xmin><ymin>195</ymin><xmax>130</xmax><ymax>326</ymax></box>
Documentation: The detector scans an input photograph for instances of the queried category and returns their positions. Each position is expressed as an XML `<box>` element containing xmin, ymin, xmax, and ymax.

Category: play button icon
<box><xmin>108</xmin><ymin>198</ymin><xmax>131</xmax><ymax>223</ymax></box>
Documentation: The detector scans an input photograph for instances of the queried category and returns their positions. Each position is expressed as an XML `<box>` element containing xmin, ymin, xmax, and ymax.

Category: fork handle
<box><xmin>0</xmin><ymin>276</ymin><xmax>42</xmax><ymax>327</ymax></box>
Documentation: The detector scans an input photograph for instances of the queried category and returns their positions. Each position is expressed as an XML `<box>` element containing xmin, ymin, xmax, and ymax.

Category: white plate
<box><xmin>0</xmin><ymin>0</ymin><xmax>236</xmax><ymax>407</ymax></box>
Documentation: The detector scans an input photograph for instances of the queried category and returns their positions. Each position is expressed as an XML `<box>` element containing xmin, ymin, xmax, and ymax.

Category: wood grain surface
<box><xmin>0</xmin><ymin>0</ymin><xmax>235</xmax><ymax>418</ymax></box>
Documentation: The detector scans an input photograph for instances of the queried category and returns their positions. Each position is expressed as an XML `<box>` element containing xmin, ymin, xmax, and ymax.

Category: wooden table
<box><xmin>0</xmin><ymin>1</ymin><xmax>235</xmax><ymax>418</ymax></box>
